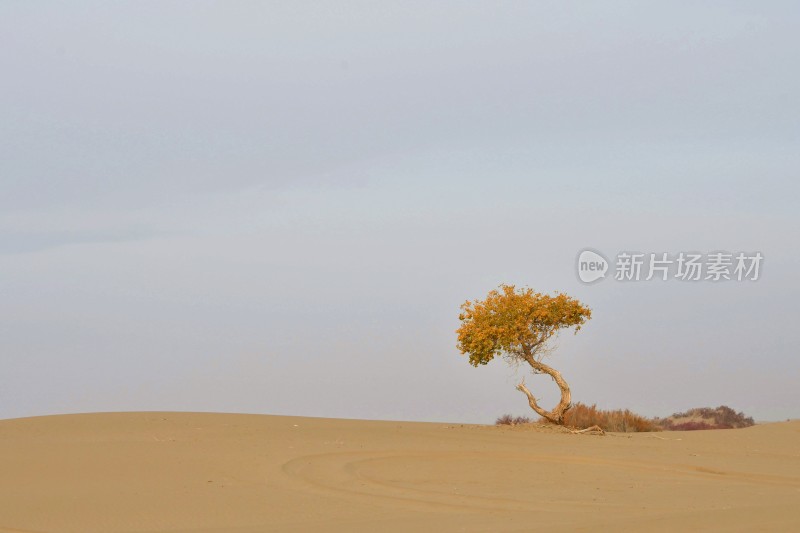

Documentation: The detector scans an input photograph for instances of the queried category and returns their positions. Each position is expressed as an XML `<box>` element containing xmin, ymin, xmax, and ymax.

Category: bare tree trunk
<box><xmin>516</xmin><ymin>357</ymin><xmax>572</xmax><ymax>425</ymax></box>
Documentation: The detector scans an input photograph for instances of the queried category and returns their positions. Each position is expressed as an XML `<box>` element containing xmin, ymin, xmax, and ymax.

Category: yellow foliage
<box><xmin>456</xmin><ymin>284</ymin><xmax>591</xmax><ymax>367</ymax></box>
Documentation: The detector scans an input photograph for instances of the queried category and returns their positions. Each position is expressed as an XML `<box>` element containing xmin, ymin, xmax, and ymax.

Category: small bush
<box><xmin>495</xmin><ymin>414</ymin><xmax>533</xmax><ymax>426</ymax></box>
<box><xmin>496</xmin><ymin>414</ymin><xmax>514</xmax><ymax>425</ymax></box>
<box><xmin>655</xmin><ymin>406</ymin><xmax>755</xmax><ymax>431</ymax></box>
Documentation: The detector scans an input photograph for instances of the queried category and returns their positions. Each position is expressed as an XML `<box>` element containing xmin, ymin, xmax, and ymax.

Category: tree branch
<box><xmin>571</xmin><ymin>425</ymin><xmax>605</xmax><ymax>435</ymax></box>
<box><xmin>515</xmin><ymin>378</ymin><xmax>551</xmax><ymax>420</ymax></box>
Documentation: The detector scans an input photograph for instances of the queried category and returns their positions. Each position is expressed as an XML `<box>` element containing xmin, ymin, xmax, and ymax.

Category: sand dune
<box><xmin>0</xmin><ymin>412</ymin><xmax>798</xmax><ymax>532</ymax></box>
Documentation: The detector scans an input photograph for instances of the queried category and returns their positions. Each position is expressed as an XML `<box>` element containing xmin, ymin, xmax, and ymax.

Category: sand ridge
<box><xmin>0</xmin><ymin>412</ymin><xmax>798</xmax><ymax>532</ymax></box>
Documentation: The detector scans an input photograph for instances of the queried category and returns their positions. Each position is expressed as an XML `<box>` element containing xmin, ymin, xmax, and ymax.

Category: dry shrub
<box><xmin>495</xmin><ymin>414</ymin><xmax>533</xmax><ymax>426</ymax></box>
<box><xmin>670</xmin><ymin>421</ymin><xmax>716</xmax><ymax>431</ymax></box>
<box><xmin>558</xmin><ymin>402</ymin><xmax>659</xmax><ymax>432</ymax></box>
<box><xmin>498</xmin><ymin>405</ymin><xmax>754</xmax><ymax>432</ymax></box>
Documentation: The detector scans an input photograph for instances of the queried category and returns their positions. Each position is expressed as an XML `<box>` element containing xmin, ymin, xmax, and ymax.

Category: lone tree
<box><xmin>456</xmin><ymin>284</ymin><xmax>592</xmax><ymax>425</ymax></box>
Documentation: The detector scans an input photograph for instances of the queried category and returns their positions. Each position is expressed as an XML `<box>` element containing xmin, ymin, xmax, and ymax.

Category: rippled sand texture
<box><xmin>0</xmin><ymin>412</ymin><xmax>798</xmax><ymax>532</ymax></box>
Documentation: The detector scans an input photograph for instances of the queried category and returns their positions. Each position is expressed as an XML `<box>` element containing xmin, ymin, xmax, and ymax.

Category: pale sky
<box><xmin>2</xmin><ymin>1</ymin><xmax>798</xmax><ymax>423</ymax></box>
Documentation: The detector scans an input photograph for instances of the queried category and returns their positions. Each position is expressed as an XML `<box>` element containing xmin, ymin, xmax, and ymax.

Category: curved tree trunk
<box><xmin>515</xmin><ymin>357</ymin><xmax>572</xmax><ymax>425</ymax></box>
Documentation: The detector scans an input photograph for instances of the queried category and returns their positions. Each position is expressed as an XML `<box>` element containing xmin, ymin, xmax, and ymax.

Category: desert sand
<box><xmin>0</xmin><ymin>412</ymin><xmax>798</xmax><ymax>532</ymax></box>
